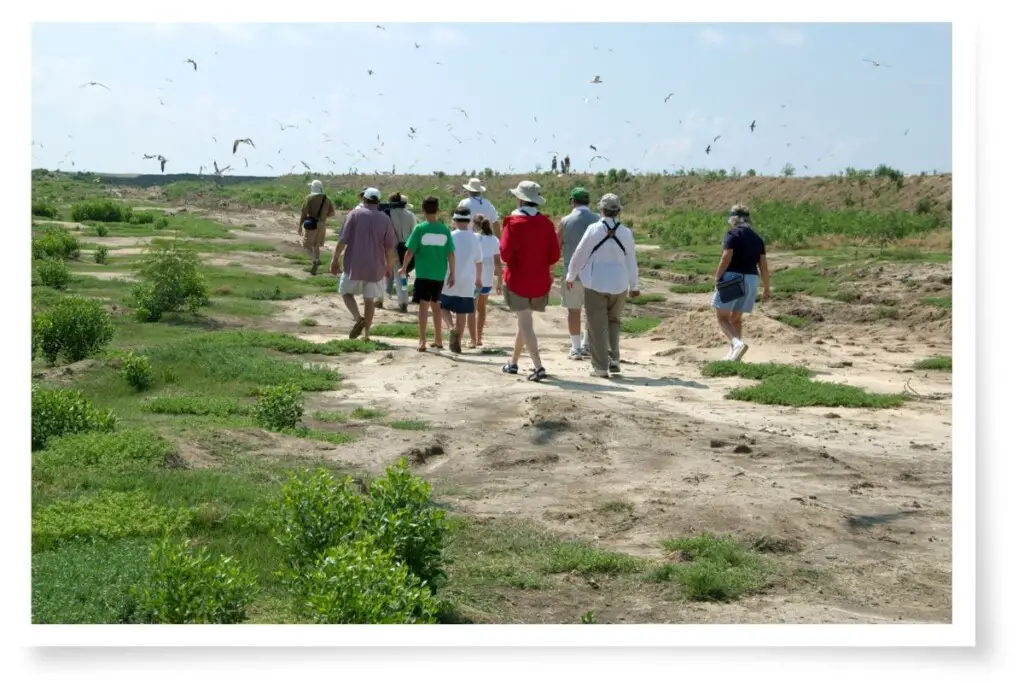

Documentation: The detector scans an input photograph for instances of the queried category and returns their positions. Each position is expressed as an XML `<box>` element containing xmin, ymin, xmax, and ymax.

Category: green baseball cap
<box><xmin>570</xmin><ymin>187</ymin><xmax>590</xmax><ymax>202</ymax></box>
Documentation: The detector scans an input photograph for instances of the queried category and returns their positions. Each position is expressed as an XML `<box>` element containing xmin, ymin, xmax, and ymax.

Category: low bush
<box><xmin>70</xmin><ymin>199</ymin><xmax>132</xmax><ymax>223</ymax></box>
<box><xmin>32</xmin><ymin>295</ymin><xmax>115</xmax><ymax>365</ymax></box>
<box><xmin>31</xmin><ymin>386</ymin><xmax>117</xmax><ymax>451</ymax></box>
<box><xmin>32</xmin><ymin>491</ymin><xmax>192</xmax><ymax>551</ymax></box>
<box><xmin>726</xmin><ymin>374</ymin><xmax>906</xmax><ymax>408</ymax></box>
<box><xmin>94</xmin><ymin>245</ymin><xmax>109</xmax><ymax>264</ymax></box>
<box><xmin>36</xmin><ymin>259</ymin><xmax>71</xmax><ymax>289</ymax></box>
<box><xmin>32</xmin><ymin>226</ymin><xmax>81</xmax><ymax>261</ymax></box>
<box><xmin>131</xmin><ymin>243</ymin><xmax>210</xmax><ymax>322</ymax></box>
<box><xmin>120</xmin><ymin>352</ymin><xmax>154</xmax><ymax>392</ymax></box>
<box><xmin>34</xmin><ymin>429</ymin><xmax>175</xmax><ymax>470</ymax></box>
<box><xmin>32</xmin><ymin>201</ymin><xmax>59</xmax><ymax>219</ymax></box>
<box><xmin>134</xmin><ymin>537</ymin><xmax>259</xmax><ymax>624</ymax></box>
<box><xmin>253</xmin><ymin>383</ymin><xmax>304</xmax><ymax>431</ymax></box>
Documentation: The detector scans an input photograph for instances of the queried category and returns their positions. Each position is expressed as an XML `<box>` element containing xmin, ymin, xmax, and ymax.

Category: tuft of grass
<box><xmin>913</xmin><ymin>355</ymin><xmax>952</xmax><ymax>371</ymax></box>
<box><xmin>629</xmin><ymin>294</ymin><xmax>666</xmax><ymax>306</ymax></box>
<box><xmin>351</xmin><ymin>407</ymin><xmax>386</xmax><ymax>420</ymax></box>
<box><xmin>726</xmin><ymin>374</ymin><xmax>906</xmax><ymax>408</ymax></box>
<box><xmin>141</xmin><ymin>395</ymin><xmax>251</xmax><ymax>417</ymax></box>
<box><xmin>541</xmin><ymin>542</ymin><xmax>648</xmax><ymax>575</ymax></box>
<box><xmin>653</xmin><ymin>533</ymin><xmax>768</xmax><ymax>602</ymax></box>
<box><xmin>299</xmin><ymin>318</ymin><xmax>317</xmax><ymax>327</ymax></box>
<box><xmin>390</xmin><ymin>420</ymin><xmax>429</xmax><ymax>431</ymax></box>
<box><xmin>596</xmin><ymin>500</ymin><xmax>635</xmax><ymax>515</ymax></box>
<box><xmin>669</xmin><ymin>282</ymin><xmax>715</xmax><ymax>294</ymax></box>
<box><xmin>620</xmin><ymin>316</ymin><xmax>661</xmax><ymax>335</ymax></box>
<box><xmin>280</xmin><ymin>427</ymin><xmax>355</xmax><ymax>445</ymax></box>
<box><xmin>702</xmin><ymin>361</ymin><xmax>812</xmax><ymax>380</ymax></box>
<box><xmin>370</xmin><ymin>322</ymin><xmax>425</xmax><ymax>339</ymax></box>
<box><xmin>772</xmin><ymin>314</ymin><xmax>809</xmax><ymax>328</ymax></box>
<box><xmin>310</xmin><ymin>411</ymin><xmax>348</xmax><ymax>423</ymax></box>
<box><xmin>921</xmin><ymin>296</ymin><xmax>952</xmax><ymax>310</ymax></box>
<box><xmin>33</xmin><ymin>429</ymin><xmax>175</xmax><ymax>471</ymax></box>
<box><xmin>246</xmin><ymin>286</ymin><xmax>303</xmax><ymax>301</ymax></box>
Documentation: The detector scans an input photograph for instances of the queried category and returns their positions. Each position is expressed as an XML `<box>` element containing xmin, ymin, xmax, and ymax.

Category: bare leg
<box><xmin>730</xmin><ymin>311</ymin><xmax>744</xmax><ymax>340</ymax></box>
<box><xmin>568</xmin><ymin>308</ymin><xmax>582</xmax><ymax>337</ymax></box>
<box><xmin>715</xmin><ymin>309</ymin><xmax>737</xmax><ymax>343</ymax></box>
<box><xmin>362</xmin><ymin>297</ymin><xmax>377</xmax><ymax>339</ymax></box>
<box><xmin>342</xmin><ymin>293</ymin><xmax>362</xmax><ymax>321</ymax></box>
<box><xmin>475</xmin><ymin>294</ymin><xmax>489</xmax><ymax>342</ymax></box>
<box><xmin>467</xmin><ymin>312</ymin><xmax>478</xmax><ymax>346</ymax></box>
<box><xmin>511</xmin><ymin>327</ymin><xmax>525</xmax><ymax>366</ymax></box>
<box><xmin>417</xmin><ymin>301</ymin><xmax>429</xmax><ymax>349</ymax></box>
<box><xmin>430</xmin><ymin>302</ymin><xmax>443</xmax><ymax>347</ymax></box>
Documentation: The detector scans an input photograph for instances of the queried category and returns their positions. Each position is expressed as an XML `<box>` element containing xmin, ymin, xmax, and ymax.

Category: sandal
<box><xmin>349</xmin><ymin>317</ymin><xmax>366</xmax><ymax>339</ymax></box>
<box><xmin>527</xmin><ymin>367</ymin><xmax>548</xmax><ymax>382</ymax></box>
<box><xmin>449</xmin><ymin>330</ymin><xmax>462</xmax><ymax>354</ymax></box>
<box><xmin>502</xmin><ymin>362</ymin><xmax>519</xmax><ymax>374</ymax></box>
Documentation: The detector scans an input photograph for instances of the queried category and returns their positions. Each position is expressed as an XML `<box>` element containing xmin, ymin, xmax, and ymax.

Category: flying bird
<box><xmin>79</xmin><ymin>81</ymin><xmax>110</xmax><ymax>90</ymax></box>
<box><xmin>409</xmin><ymin>126</ymin><xmax>417</xmax><ymax>135</ymax></box>
<box><xmin>862</xmin><ymin>58</ymin><xmax>892</xmax><ymax>68</ymax></box>
<box><xmin>589</xmin><ymin>144</ymin><xmax>598</xmax><ymax>152</ymax></box>
<box><xmin>375</xmin><ymin>24</ymin><xmax>385</xmax><ymax>30</ymax></box>
<box><xmin>713</xmin><ymin>135</ymin><xmax>722</xmax><ymax>142</ymax></box>
<box><xmin>277</xmin><ymin>121</ymin><xmax>298</xmax><ymax>130</ymax></box>
<box><xmin>232</xmin><ymin>138</ymin><xmax>254</xmax><ymax>154</ymax></box>
<box><xmin>749</xmin><ymin>120</ymin><xmax>756</xmax><ymax>132</ymax></box>
<box><xmin>300</xmin><ymin>160</ymin><xmax>311</xmax><ymax>170</ymax></box>
<box><xmin>185</xmin><ymin>58</ymin><xmax>198</xmax><ymax>71</ymax></box>
<box><xmin>589</xmin><ymin>155</ymin><xmax>609</xmax><ymax>165</ymax></box>
<box><xmin>157</xmin><ymin>155</ymin><xmax>168</xmax><ymax>173</ymax></box>
<box><xmin>904</xmin><ymin>128</ymin><xmax>910</xmax><ymax>136</ymax></box>
<box><xmin>454</xmin><ymin>107</ymin><xmax>469</xmax><ymax>119</ymax></box>
<box><xmin>590</xmin><ymin>76</ymin><xmax>602</xmax><ymax>84</ymax></box>
<box><xmin>663</xmin><ymin>93</ymin><xmax>674</xmax><ymax>103</ymax></box>
<box><xmin>414</xmin><ymin>42</ymin><xmax>421</xmax><ymax>48</ymax></box>
<box><xmin>266</xmin><ymin>164</ymin><xmax>274</xmax><ymax>170</ymax></box>
<box><xmin>212</xmin><ymin>136</ymin><xmax>218</xmax><ymax>143</ymax></box>
<box><xmin>243</xmin><ymin>157</ymin><xmax>249</xmax><ymax>168</ymax></box>
<box><xmin>705</xmin><ymin>145</ymin><xmax>712</xmax><ymax>155</ymax></box>
<box><xmin>367</xmin><ymin>69</ymin><xmax>374</xmax><ymax>76</ymax></box>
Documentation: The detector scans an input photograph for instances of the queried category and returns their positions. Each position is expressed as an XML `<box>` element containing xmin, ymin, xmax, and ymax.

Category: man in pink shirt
<box><xmin>329</xmin><ymin>187</ymin><xmax>398</xmax><ymax>340</ymax></box>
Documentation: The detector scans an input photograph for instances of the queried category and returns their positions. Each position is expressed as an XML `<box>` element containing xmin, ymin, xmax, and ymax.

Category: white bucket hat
<box><xmin>463</xmin><ymin>177</ymin><xmax>486</xmax><ymax>193</ymax></box>
<box><xmin>510</xmin><ymin>180</ymin><xmax>545</xmax><ymax>205</ymax></box>
<box><xmin>309</xmin><ymin>179</ymin><xmax>323</xmax><ymax>195</ymax></box>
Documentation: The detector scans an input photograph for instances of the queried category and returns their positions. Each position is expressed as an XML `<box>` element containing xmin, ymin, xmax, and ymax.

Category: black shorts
<box><xmin>412</xmin><ymin>278</ymin><xmax>444</xmax><ymax>303</ymax></box>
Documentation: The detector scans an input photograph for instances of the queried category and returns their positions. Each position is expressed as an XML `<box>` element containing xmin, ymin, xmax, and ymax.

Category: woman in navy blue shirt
<box><xmin>712</xmin><ymin>204</ymin><xmax>771</xmax><ymax>362</ymax></box>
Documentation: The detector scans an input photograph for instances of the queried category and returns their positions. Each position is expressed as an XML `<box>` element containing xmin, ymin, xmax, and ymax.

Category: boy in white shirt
<box><xmin>564</xmin><ymin>194</ymin><xmax>641</xmax><ymax>378</ymax></box>
<box><xmin>440</xmin><ymin>207</ymin><xmax>483</xmax><ymax>354</ymax></box>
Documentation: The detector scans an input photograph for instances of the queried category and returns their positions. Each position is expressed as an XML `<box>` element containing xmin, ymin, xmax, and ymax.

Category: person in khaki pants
<box><xmin>564</xmin><ymin>193</ymin><xmax>640</xmax><ymax>378</ymax></box>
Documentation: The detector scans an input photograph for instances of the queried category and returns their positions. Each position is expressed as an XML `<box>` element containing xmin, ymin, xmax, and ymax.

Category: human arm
<box><xmin>759</xmin><ymin>251</ymin><xmax>771</xmax><ymax>301</ymax></box>
<box><xmin>474</xmin><ymin>241</ymin><xmax>484</xmax><ymax>289</ymax></box>
<box><xmin>446</xmin><ymin>234</ymin><xmax>456</xmax><ymax>288</ymax></box>
<box><xmin>714</xmin><ymin>230</ymin><xmax>737</xmax><ymax>281</ymax></box>
<box><xmin>326</xmin><ymin>197</ymin><xmax>336</xmax><ymax>218</ymax></box>
<box><xmin>498</xmin><ymin>218</ymin><xmax>514</xmax><ymax>267</ymax></box>
<box><xmin>399</xmin><ymin>226</ymin><xmax>420</xmax><ymax>275</ymax></box>
<box><xmin>492</xmin><ymin>247</ymin><xmax>503</xmax><ymax>294</ymax></box>
<box><xmin>383</xmin><ymin>222</ymin><xmax>398</xmax><ymax>273</ymax></box>
<box><xmin>625</xmin><ymin>230</ymin><xmax>641</xmax><ymax>297</ymax></box>
<box><xmin>329</xmin><ymin>214</ymin><xmax>352</xmax><ymax>275</ymax></box>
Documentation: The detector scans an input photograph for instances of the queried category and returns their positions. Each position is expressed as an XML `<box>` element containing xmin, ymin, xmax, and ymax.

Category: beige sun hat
<box><xmin>598</xmin><ymin>193</ymin><xmax>622</xmax><ymax>211</ymax></box>
<box><xmin>510</xmin><ymin>180</ymin><xmax>545</xmax><ymax>205</ymax></box>
<box><xmin>463</xmin><ymin>177</ymin><xmax>486</xmax><ymax>193</ymax></box>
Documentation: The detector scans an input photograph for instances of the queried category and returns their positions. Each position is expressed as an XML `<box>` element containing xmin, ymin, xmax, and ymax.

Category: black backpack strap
<box><xmin>316</xmin><ymin>195</ymin><xmax>328</xmax><ymax>219</ymax></box>
<box><xmin>590</xmin><ymin>221</ymin><xmax>626</xmax><ymax>257</ymax></box>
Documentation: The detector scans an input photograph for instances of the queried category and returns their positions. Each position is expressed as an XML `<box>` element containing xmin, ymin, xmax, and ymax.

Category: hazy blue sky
<box><xmin>31</xmin><ymin>22</ymin><xmax>951</xmax><ymax>177</ymax></box>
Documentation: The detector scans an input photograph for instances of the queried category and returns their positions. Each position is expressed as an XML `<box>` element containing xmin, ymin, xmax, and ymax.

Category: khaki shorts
<box><xmin>560</xmin><ymin>278</ymin><xmax>585</xmax><ymax>309</ymax></box>
<box><xmin>339</xmin><ymin>273</ymin><xmax>386</xmax><ymax>300</ymax></box>
<box><xmin>300</xmin><ymin>223</ymin><xmax>327</xmax><ymax>249</ymax></box>
<box><xmin>504</xmin><ymin>288</ymin><xmax>548</xmax><ymax>313</ymax></box>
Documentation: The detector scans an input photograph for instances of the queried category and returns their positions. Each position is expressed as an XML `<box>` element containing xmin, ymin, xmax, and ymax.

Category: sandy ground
<box><xmin>179</xmin><ymin>206</ymin><xmax>954</xmax><ymax>623</ymax></box>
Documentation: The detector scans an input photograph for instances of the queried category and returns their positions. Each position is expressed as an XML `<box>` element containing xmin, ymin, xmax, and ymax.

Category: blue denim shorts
<box><xmin>712</xmin><ymin>273</ymin><xmax>760</xmax><ymax>313</ymax></box>
<box><xmin>475</xmin><ymin>286</ymin><xmax>492</xmax><ymax>297</ymax></box>
<box><xmin>440</xmin><ymin>294</ymin><xmax>476</xmax><ymax>314</ymax></box>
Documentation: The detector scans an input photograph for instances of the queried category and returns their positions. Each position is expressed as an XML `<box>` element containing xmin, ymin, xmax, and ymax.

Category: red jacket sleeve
<box><xmin>499</xmin><ymin>216</ymin><xmax>514</xmax><ymax>265</ymax></box>
<box><xmin>547</xmin><ymin>217</ymin><xmax>561</xmax><ymax>266</ymax></box>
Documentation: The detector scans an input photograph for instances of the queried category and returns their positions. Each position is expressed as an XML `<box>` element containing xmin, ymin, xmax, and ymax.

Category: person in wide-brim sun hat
<box><xmin>509</xmin><ymin>180</ymin><xmax>546</xmax><ymax>205</ymax></box>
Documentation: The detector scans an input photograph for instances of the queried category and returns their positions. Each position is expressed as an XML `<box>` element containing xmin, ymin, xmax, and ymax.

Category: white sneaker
<box><xmin>725</xmin><ymin>345</ymin><xmax>737</xmax><ymax>361</ymax></box>
<box><xmin>733</xmin><ymin>340</ymin><xmax>749</xmax><ymax>362</ymax></box>
<box><xmin>568</xmin><ymin>348</ymin><xmax>584</xmax><ymax>361</ymax></box>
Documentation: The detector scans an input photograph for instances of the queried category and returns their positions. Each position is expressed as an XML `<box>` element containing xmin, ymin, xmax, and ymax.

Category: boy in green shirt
<box><xmin>400</xmin><ymin>196</ymin><xmax>456</xmax><ymax>352</ymax></box>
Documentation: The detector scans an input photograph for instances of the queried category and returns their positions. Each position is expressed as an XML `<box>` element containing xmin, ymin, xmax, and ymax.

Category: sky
<box><xmin>30</xmin><ymin>22</ymin><xmax>952</xmax><ymax>177</ymax></box>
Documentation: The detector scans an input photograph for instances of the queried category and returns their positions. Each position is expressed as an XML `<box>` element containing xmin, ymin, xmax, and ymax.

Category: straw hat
<box><xmin>510</xmin><ymin>180</ymin><xmax>545</xmax><ymax>205</ymax></box>
<box><xmin>463</xmin><ymin>178</ymin><xmax>486</xmax><ymax>193</ymax></box>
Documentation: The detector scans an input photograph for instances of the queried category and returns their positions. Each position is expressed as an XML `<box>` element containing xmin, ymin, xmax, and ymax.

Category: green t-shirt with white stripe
<box><xmin>406</xmin><ymin>221</ymin><xmax>455</xmax><ymax>281</ymax></box>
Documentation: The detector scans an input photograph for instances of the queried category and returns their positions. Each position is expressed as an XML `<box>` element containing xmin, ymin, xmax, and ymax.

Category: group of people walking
<box><xmin>298</xmin><ymin>176</ymin><xmax>770</xmax><ymax>382</ymax></box>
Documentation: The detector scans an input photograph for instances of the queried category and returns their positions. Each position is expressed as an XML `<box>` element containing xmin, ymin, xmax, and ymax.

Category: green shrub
<box><xmin>365</xmin><ymin>458</ymin><xmax>449</xmax><ymax>591</ymax></box>
<box><xmin>702</xmin><ymin>361</ymin><xmax>811</xmax><ymax>380</ymax></box>
<box><xmin>32</xmin><ymin>201</ymin><xmax>59</xmax><ymax>219</ymax></box>
<box><xmin>274</xmin><ymin>468</ymin><xmax>367</xmax><ymax>577</ymax></box>
<box><xmin>130</xmin><ymin>211</ymin><xmax>156</xmax><ymax>225</ymax></box>
<box><xmin>32</xmin><ymin>538</ymin><xmax>151</xmax><ymax>624</ymax></box>
<box><xmin>253</xmin><ymin>383</ymin><xmax>304</xmax><ymax>430</ymax></box>
<box><xmin>120</xmin><ymin>352</ymin><xmax>154</xmax><ymax>392</ymax></box>
<box><xmin>94</xmin><ymin>245</ymin><xmax>109</xmax><ymax>264</ymax></box>
<box><xmin>70</xmin><ymin>199</ymin><xmax>132</xmax><ymax>223</ymax></box>
<box><xmin>32</xmin><ymin>491</ymin><xmax>191</xmax><ymax>551</ymax></box>
<box><xmin>298</xmin><ymin>537</ymin><xmax>439</xmax><ymax>624</ymax></box>
<box><xmin>658</xmin><ymin>533</ymin><xmax>768</xmax><ymax>602</ymax></box>
<box><xmin>915</xmin><ymin>197</ymin><xmax>934</xmax><ymax>214</ymax></box>
<box><xmin>95</xmin><ymin>224</ymin><xmax>109</xmax><ymax>237</ymax></box>
<box><xmin>36</xmin><ymin>258</ymin><xmax>71</xmax><ymax>289</ymax></box>
<box><xmin>726</xmin><ymin>374</ymin><xmax>906</xmax><ymax>408</ymax></box>
<box><xmin>131</xmin><ymin>243</ymin><xmax>210</xmax><ymax>322</ymax></box>
<box><xmin>155</xmin><ymin>216</ymin><xmax>170</xmax><ymax>229</ymax></box>
<box><xmin>134</xmin><ymin>537</ymin><xmax>259</xmax><ymax>624</ymax></box>
<box><xmin>32</xmin><ymin>226</ymin><xmax>80</xmax><ymax>261</ymax></box>
<box><xmin>31</xmin><ymin>386</ymin><xmax>117</xmax><ymax>451</ymax></box>
<box><xmin>913</xmin><ymin>355</ymin><xmax>952</xmax><ymax>371</ymax></box>
<box><xmin>32</xmin><ymin>295</ymin><xmax>115</xmax><ymax>365</ymax></box>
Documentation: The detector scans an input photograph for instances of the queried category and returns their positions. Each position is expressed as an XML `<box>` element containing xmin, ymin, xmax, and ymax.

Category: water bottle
<box><xmin>400</xmin><ymin>274</ymin><xmax>408</xmax><ymax>289</ymax></box>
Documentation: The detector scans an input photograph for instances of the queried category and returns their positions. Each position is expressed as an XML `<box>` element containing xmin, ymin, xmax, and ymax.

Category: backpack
<box><xmin>590</xmin><ymin>221</ymin><xmax>626</xmax><ymax>257</ymax></box>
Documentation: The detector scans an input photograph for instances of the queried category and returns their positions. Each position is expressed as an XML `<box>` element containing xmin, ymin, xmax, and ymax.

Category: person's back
<box><xmin>575</xmin><ymin>218</ymin><xmax>638</xmax><ymax>294</ymax></box>
<box><xmin>723</xmin><ymin>224</ymin><xmax>766</xmax><ymax>276</ymax></box>
<box><xmin>560</xmin><ymin>205</ymin><xmax>600</xmax><ymax>270</ymax></box>
<box><xmin>500</xmin><ymin>208</ymin><xmax>560</xmax><ymax>299</ymax></box>
<box><xmin>458</xmin><ymin>195</ymin><xmax>498</xmax><ymax>225</ymax></box>
<box><xmin>406</xmin><ymin>219</ymin><xmax>453</xmax><ymax>283</ymax></box>
<box><xmin>444</xmin><ymin>228</ymin><xmax>482</xmax><ymax>298</ymax></box>
<box><xmin>339</xmin><ymin>203</ymin><xmax>395</xmax><ymax>283</ymax></box>
<box><xmin>390</xmin><ymin>205</ymin><xmax>417</xmax><ymax>244</ymax></box>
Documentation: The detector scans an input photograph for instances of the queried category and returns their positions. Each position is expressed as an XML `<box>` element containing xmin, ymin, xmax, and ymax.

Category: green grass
<box><xmin>299</xmin><ymin>318</ymin><xmax>317</xmax><ymax>327</ymax></box>
<box><xmin>669</xmin><ymin>282</ymin><xmax>715</xmax><ymax>294</ymax></box>
<box><xmin>726</xmin><ymin>374</ymin><xmax>907</xmax><ymax>408</ymax></box>
<box><xmin>390</xmin><ymin>420</ymin><xmax>429</xmax><ymax>431</ymax></box>
<box><xmin>370</xmin><ymin>322</ymin><xmax>425</xmax><ymax>338</ymax></box>
<box><xmin>280</xmin><ymin>427</ymin><xmax>355</xmax><ymax>445</ymax></box>
<box><xmin>351</xmin><ymin>407</ymin><xmax>386</xmax><ymax>419</ymax></box>
<box><xmin>653</xmin><ymin>534</ymin><xmax>768</xmax><ymax>602</ymax></box>
<box><xmin>150</xmin><ymin>238</ymin><xmax>276</xmax><ymax>254</ymax></box>
<box><xmin>913</xmin><ymin>355</ymin><xmax>952</xmax><ymax>371</ymax></box>
<box><xmin>702</xmin><ymin>361</ymin><xmax>812</xmax><ymax>380</ymax></box>
<box><xmin>921</xmin><ymin>296</ymin><xmax>952</xmax><ymax>310</ymax></box>
<box><xmin>771</xmin><ymin>267</ymin><xmax>854</xmax><ymax>301</ymax></box>
<box><xmin>773</xmin><ymin>314</ymin><xmax>809</xmax><ymax>328</ymax></box>
<box><xmin>629</xmin><ymin>294</ymin><xmax>666</xmax><ymax>306</ymax></box>
<box><xmin>620</xmin><ymin>316</ymin><xmax>661</xmax><ymax>335</ymax></box>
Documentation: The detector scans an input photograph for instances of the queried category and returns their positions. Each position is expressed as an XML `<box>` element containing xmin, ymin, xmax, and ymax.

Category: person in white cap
<box><xmin>329</xmin><ymin>187</ymin><xmax>398</xmax><ymax>340</ymax></box>
<box><xmin>383</xmin><ymin>191</ymin><xmax>417</xmax><ymax>313</ymax></box>
<box><xmin>298</xmin><ymin>179</ymin><xmax>336</xmax><ymax>275</ymax></box>
<box><xmin>564</xmin><ymin>193</ymin><xmax>641</xmax><ymax>379</ymax></box>
<box><xmin>499</xmin><ymin>180</ymin><xmax>560</xmax><ymax>382</ymax></box>
<box><xmin>458</xmin><ymin>177</ymin><xmax>501</xmax><ymax>238</ymax></box>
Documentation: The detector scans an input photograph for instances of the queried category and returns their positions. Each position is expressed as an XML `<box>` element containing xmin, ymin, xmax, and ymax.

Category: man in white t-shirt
<box><xmin>457</xmin><ymin>177</ymin><xmax>501</xmax><ymax>238</ymax></box>
<box><xmin>440</xmin><ymin>208</ymin><xmax>483</xmax><ymax>353</ymax></box>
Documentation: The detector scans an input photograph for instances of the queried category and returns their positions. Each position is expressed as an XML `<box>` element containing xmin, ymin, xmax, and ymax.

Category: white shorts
<box><xmin>561</xmin><ymin>278</ymin><xmax>585</xmax><ymax>310</ymax></box>
<box><xmin>339</xmin><ymin>272</ymin><xmax>386</xmax><ymax>300</ymax></box>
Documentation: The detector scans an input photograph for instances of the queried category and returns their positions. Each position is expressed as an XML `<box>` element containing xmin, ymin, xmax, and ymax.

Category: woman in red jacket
<box><xmin>499</xmin><ymin>180</ymin><xmax>561</xmax><ymax>382</ymax></box>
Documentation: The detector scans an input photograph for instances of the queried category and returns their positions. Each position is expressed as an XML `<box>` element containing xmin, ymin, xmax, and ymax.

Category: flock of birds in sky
<box><xmin>34</xmin><ymin>26</ymin><xmax>913</xmax><ymax>179</ymax></box>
